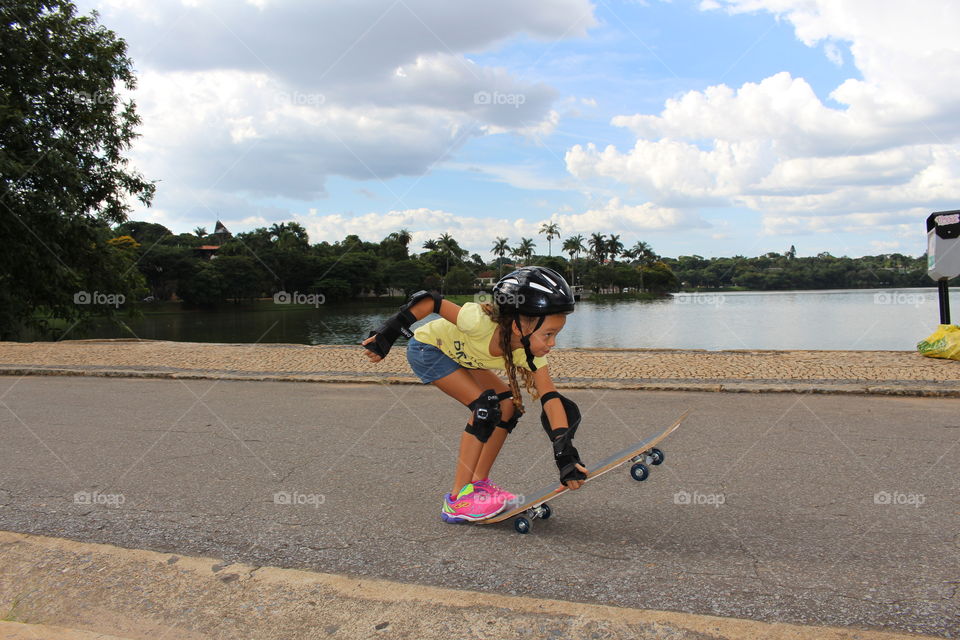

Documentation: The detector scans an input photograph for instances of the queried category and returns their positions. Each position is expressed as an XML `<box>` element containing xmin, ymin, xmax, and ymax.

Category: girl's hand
<box><xmin>559</xmin><ymin>464</ymin><xmax>589</xmax><ymax>491</ymax></box>
<box><xmin>360</xmin><ymin>336</ymin><xmax>384</xmax><ymax>363</ymax></box>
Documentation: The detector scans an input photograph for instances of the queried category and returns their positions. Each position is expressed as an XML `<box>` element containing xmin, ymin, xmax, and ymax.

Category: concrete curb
<box><xmin>1</xmin><ymin>364</ymin><xmax>958</xmax><ymax>398</ymax></box>
<box><xmin>0</xmin><ymin>531</ymin><xmax>936</xmax><ymax>640</ymax></box>
<box><xmin>0</xmin><ymin>620</ymin><xmax>134</xmax><ymax>640</ymax></box>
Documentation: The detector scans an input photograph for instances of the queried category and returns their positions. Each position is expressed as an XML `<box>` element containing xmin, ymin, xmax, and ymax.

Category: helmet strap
<box><xmin>515</xmin><ymin>316</ymin><xmax>545</xmax><ymax>372</ymax></box>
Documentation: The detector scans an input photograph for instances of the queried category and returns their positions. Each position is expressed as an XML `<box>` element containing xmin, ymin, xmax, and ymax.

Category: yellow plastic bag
<box><xmin>917</xmin><ymin>324</ymin><xmax>960</xmax><ymax>360</ymax></box>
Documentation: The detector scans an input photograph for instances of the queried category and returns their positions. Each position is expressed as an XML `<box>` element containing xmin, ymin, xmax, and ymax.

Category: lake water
<box><xmin>60</xmin><ymin>288</ymin><xmax>956</xmax><ymax>351</ymax></box>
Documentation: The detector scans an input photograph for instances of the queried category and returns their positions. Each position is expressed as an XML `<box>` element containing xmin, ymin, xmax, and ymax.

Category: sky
<box><xmin>74</xmin><ymin>0</ymin><xmax>960</xmax><ymax>260</ymax></box>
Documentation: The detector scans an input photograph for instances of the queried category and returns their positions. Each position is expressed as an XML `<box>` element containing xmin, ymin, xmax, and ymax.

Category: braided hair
<box><xmin>480</xmin><ymin>303</ymin><xmax>537</xmax><ymax>415</ymax></box>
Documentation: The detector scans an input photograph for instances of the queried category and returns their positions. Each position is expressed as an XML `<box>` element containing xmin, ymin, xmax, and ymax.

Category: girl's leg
<box><xmin>430</xmin><ymin>368</ymin><xmax>488</xmax><ymax>496</ymax></box>
<box><xmin>466</xmin><ymin>369</ymin><xmax>514</xmax><ymax>483</ymax></box>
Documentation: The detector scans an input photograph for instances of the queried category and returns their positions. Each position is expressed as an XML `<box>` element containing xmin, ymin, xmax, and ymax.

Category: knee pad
<box><xmin>498</xmin><ymin>411</ymin><xmax>522</xmax><ymax>434</ymax></box>
<box><xmin>495</xmin><ymin>389</ymin><xmax>523</xmax><ymax>433</ymax></box>
<box><xmin>465</xmin><ymin>389</ymin><xmax>502</xmax><ymax>443</ymax></box>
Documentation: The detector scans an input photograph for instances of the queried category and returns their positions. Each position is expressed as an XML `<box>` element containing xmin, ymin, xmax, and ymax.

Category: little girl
<box><xmin>361</xmin><ymin>266</ymin><xmax>589</xmax><ymax>523</ymax></box>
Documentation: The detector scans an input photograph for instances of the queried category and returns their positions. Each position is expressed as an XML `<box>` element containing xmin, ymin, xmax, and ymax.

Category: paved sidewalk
<box><xmin>0</xmin><ymin>531</ymin><xmax>937</xmax><ymax>640</ymax></box>
<box><xmin>0</xmin><ymin>339</ymin><xmax>957</xmax><ymax>395</ymax></box>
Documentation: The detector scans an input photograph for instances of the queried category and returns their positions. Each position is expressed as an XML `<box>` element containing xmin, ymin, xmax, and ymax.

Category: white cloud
<box><xmin>823</xmin><ymin>41</ymin><xmax>844</xmax><ymax>66</ymax></box>
<box><xmin>74</xmin><ymin>0</ymin><xmax>597</xmax><ymax>213</ymax></box>
<box><xmin>287</xmin><ymin>197</ymin><xmax>703</xmax><ymax>258</ymax></box>
<box><xmin>567</xmin><ymin>1</ymin><xmax>960</xmax><ymax>239</ymax></box>
<box><xmin>556</xmin><ymin>198</ymin><xmax>709</xmax><ymax>234</ymax></box>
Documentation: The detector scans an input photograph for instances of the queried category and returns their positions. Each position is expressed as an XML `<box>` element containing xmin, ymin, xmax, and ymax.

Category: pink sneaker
<box><xmin>474</xmin><ymin>478</ymin><xmax>520</xmax><ymax>507</ymax></box>
<box><xmin>441</xmin><ymin>483</ymin><xmax>506</xmax><ymax>523</ymax></box>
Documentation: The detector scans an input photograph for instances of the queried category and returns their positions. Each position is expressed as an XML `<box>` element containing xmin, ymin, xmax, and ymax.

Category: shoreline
<box><xmin>1</xmin><ymin>339</ymin><xmax>956</xmax><ymax>397</ymax></box>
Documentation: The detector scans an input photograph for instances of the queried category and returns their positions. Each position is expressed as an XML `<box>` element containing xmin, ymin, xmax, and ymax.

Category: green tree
<box><xmin>588</xmin><ymin>233</ymin><xmax>607</xmax><ymax>264</ymax></box>
<box><xmin>114</xmin><ymin>221</ymin><xmax>173</xmax><ymax>247</ymax></box>
<box><xmin>387</xmin><ymin>260</ymin><xmax>428</xmax><ymax>296</ymax></box>
<box><xmin>0</xmin><ymin>0</ymin><xmax>155</xmax><ymax>338</ymax></box>
<box><xmin>386</xmin><ymin>229</ymin><xmax>412</xmax><ymax>248</ymax></box>
<box><xmin>539</xmin><ymin>222</ymin><xmax>560</xmax><ymax>256</ymax></box>
<box><xmin>562</xmin><ymin>234</ymin><xmax>586</xmax><ymax>285</ymax></box>
<box><xmin>213</xmin><ymin>255</ymin><xmax>263</xmax><ymax>303</ymax></box>
<box><xmin>606</xmin><ymin>234</ymin><xmax>624</xmax><ymax>263</ymax></box>
<box><xmin>445</xmin><ymin>265</ymin><xmax>476</xmax><ymax>294</ymax></box>
<box><xmin>491</xmin><ymin>237</ymin><xmax>510</xmax><ymax>277</ymax></box>
<box><xmin>177</xmin><ymin>262</ymin><xmax>224</xmax><ymax>306</ymax></box>
<box><xmin>515</xmin><ymin>237</ymin><xmax>536</xmax><ymax>265</ymax></box>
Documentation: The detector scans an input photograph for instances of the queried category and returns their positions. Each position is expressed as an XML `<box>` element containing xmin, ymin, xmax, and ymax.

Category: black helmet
<box><xmin>492</xmin><ymin>266</ymin><xmax>575</xmax><ymax>316</ymax></box>
<box><xmin>491</xmin><ymin>266</ymin><xmax>574</xmax><ymax>372</ymax></box>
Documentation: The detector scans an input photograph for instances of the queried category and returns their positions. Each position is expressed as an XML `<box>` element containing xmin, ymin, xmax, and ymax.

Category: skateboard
<box><xmin>478</xmin><ymin>409</ymin><xmax>690</xmax><ymax>534</ymax></box>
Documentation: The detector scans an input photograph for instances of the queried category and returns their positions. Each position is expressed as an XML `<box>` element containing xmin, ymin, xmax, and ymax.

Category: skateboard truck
<box><xmin>513</xmin><ymin>503</ymin><xmax>552</xmax><ymax>534</ymax></box>
<box><xmin>629</xmin><ymin>447</ymin><xmax>664</xmax><ymax>482</ymax></box>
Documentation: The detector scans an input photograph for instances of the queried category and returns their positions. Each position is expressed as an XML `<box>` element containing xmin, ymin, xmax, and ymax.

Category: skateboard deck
<box><xmin>478</xmin><ymin>409</ymin><xmax>690</xmax><ymax>533</ymax></box>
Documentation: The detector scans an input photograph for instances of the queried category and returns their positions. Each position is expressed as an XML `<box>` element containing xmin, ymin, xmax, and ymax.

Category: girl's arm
<box><xmin>361</xmin><ymin>294</ymin><xmax>461</xmax><ymax>363</ymax></box>
<box><xmin>533</xmin><ymin>366</ymin><xmax>567</xmax><ymax>432</ymax></box>
<box><xmin>532</xmin><ymin>366</ymin><xmax>588</xmax><ymax>490</ymax></box>
<box><xmin>437</xmin><ymin>299</ymin><xmax>461</xmax><ymax>325</ymax></box>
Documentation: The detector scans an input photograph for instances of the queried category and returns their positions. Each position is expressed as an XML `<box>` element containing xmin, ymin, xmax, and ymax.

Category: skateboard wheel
<box><xmin>539</xmin><ymin>504</ymin><xmax>552</xmax><ymax>520</ymax></box>
<box><xmin>514</xmin><ymin>517</ymin><xmax>531</xmax><ymax>534</ymax></box>
<box><xmin>630</xmin><ymin>462</ymin><xmax>649</xmax><ymax>481</ymax></box>
<box><xmin>649</xmin><ymin>448</ymin><xmax>664</xmax><ymax>465</ymax></box>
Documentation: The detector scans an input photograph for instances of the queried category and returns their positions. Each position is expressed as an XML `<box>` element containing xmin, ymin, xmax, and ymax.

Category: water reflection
<box><xmin>39</xmin><ymin>288</ymin><xmax>958</xmax><ymax>351</ymax></box>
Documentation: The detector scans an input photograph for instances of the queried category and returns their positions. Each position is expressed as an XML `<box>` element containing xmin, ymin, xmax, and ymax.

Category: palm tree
<box><xmin>422</xmin><ymin>238</ymin><xmax>439</xmax><ymax>252</ymax></box>
<box><xmin>539</xmin><ymin>222</ymin><xmax>561</xmax><ymax>256</ymax></box>
<box><xmin>562</xmin><ymin>235</ymin><xmax>586</xmax><ymax>285</ymax></box>
<box><xmin>588</xmin><ymin>233</ymin><xmax>607</xmax><ymax>264</ymax></box>
<box><xmin>627</xmin><ymin>241</ymin><xmax>659</xmax><ymax>293</ymax></box>
<box><xmin>395</xmin><ymin>228</ymin><xmax>412</xmax><ymax>248</ymax></box>
<box><xmin>437</xmin><ymin>233</ymin><xmax>461</xmax><ymax>275</ymax></box>
<box><xmin>517</xmin><ymin>237</ymin><xmax>536</xmax><ymax>265</ymax></box>
<box><xmin>629</xmin><ymin>241</ymin><xmax>658</xmax><ymax>266</ymax></box>
<box><xmin>491</xmin><ymin>237</ymin><xmax>510</xmax><ymax>278</ymax></box>
<box><xmin>193</xmin><ymin>226</ymin><xmax>208</xmax><ymax>239</ymax></box>
<box><xmin>269</xmin><ymin>222</ymin><xmax>287</xmax><ymax>242</ymax></box>
<box><xmin>606</xmin><ymin>234</ymin><xmax>624</xmax><ymax>264</ymax></box>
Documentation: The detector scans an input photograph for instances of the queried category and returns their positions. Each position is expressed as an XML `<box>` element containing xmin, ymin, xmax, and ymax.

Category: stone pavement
<box><xmin>0</xmin><ymin>338</ymin><xmax>957</xmax><ymax>396</ymax></box>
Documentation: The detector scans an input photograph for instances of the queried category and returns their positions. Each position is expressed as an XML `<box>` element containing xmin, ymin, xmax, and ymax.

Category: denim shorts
<box><xmin>407</xmin><ymin>337</ymin><xmax>465</xmax><ymax>384</ymax></box>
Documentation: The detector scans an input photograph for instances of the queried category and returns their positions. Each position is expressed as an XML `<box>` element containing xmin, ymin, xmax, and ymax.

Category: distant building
<box><xmin>193</xmin><ymin>245</ymin><xmax>221</xmax><ymax>260</ymax></box>
<box><xmin>213</xmin><ymin>220</ymin><xmax>232</xmax><ymax>246</ymax></box>
<box><xmin>475</xmin><ymin>270</ymin><xmax>496</xmax><ymax>288</ymax></box>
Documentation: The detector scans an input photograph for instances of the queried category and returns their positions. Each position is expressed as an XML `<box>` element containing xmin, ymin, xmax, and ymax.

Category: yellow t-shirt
<box><xmin>412</xmin><ymin>302</ymin><xmax>548</xmax><ymax>371</ymax></box>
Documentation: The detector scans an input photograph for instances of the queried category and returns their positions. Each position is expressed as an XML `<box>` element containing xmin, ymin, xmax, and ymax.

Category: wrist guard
<box><xmin>540</xmin><ymin>391</ymin><xmax>587</xmax><ymax>485</ymax></box>
<box><xmin>363</xmin><ymin>289</ymin><xmax>442</xmax><ymax>359</ymax></box>
<box><xmin>364</xmin><ymin>310</ymin><xmax>414</xmax><ymax>359</ymax></box>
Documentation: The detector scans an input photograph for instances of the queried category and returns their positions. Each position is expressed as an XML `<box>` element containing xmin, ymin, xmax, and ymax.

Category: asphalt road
<box><xmin>0</xmin><ymin>376</ymin><xmax>957</xmax><ymax>637</ymax></box>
